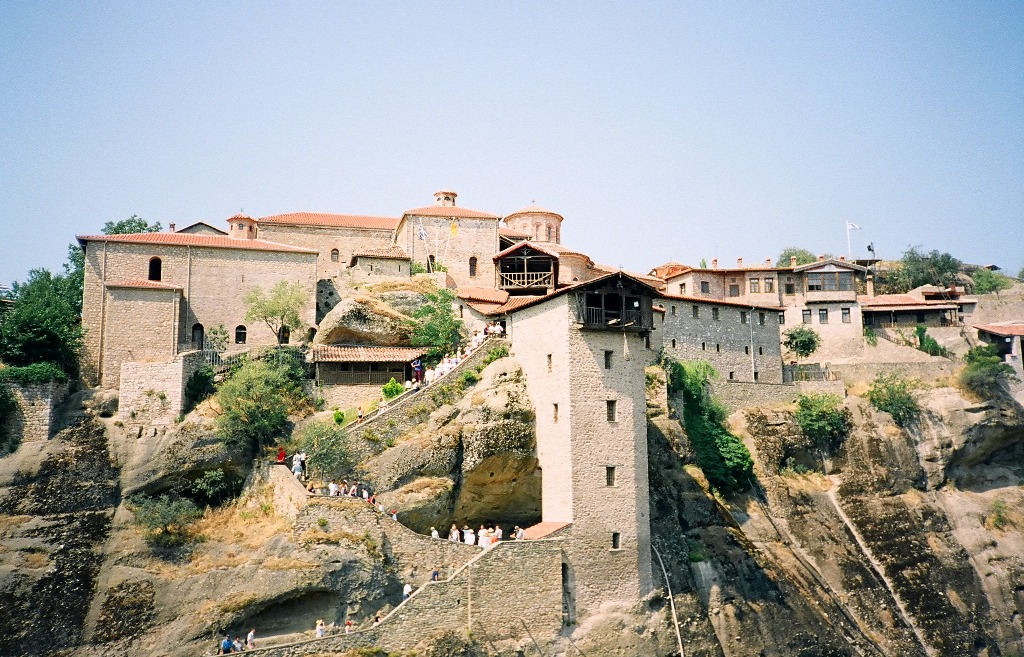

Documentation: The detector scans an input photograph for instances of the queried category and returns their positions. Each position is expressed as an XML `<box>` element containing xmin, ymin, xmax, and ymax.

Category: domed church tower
<box><xmin>504</xmin><ymin>205</ymin><xmax>564</xmax><ymax>244</ymax></box>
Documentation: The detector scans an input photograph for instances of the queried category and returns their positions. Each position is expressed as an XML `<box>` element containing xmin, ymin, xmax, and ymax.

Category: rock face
<box><xmin>313</xmin><ymin>296</ymin><xmax>412</xmax><ymax>346</ymax></box>
<box><xmin>365</xmin><ymin>356</ymin><xmax>541</xmax><ymax>533</ymax></box>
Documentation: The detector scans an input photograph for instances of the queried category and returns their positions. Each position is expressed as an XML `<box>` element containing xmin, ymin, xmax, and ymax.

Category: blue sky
<box><xmin>1</xmin><ymin>2</ymin><xmax>1021</xmax><ymax>284</ymax></box>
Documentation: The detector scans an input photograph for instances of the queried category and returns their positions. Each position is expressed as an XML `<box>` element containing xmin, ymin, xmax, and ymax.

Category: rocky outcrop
<box><xmin>313</xmin><ymin>296</ymin><xmax>412</xmax><ymax>346</ymax></box>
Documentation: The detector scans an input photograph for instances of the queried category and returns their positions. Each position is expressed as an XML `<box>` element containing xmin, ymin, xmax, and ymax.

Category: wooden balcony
<box><xmin>582</xmin><ymin>307</ymin><xmax>653</xmax><ymax>331</ymax></box>
<box><xmin>500</xmin><ymin>271</ymin><xmax>554</xmax><ymax>289</ymax></box>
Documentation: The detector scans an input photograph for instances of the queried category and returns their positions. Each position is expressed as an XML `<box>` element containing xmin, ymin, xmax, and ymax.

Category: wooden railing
<box><xmin>499</xmin><ymin>271</ymin><xmax>553</xmax><ymax>288</ymax></box>
<box><xmin>582</xmin><ymin>307</ymin><xmax>652</xmax><ymax>330</ymax></box>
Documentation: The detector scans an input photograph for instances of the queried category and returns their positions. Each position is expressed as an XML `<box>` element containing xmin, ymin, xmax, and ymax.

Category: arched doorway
<box><xmin>191</xmin><ymin>323</ymin><xmax>205</xmax><ymax>350</ymax></box>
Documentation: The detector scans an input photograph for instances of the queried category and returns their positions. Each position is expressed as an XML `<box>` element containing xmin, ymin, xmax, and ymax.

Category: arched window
<box><xmin>330</xmin><ymin>249</ymin><xmax>339</xmax><ymax>262</ymax></box>
<box><xmin>234</xmin><ymin>325</ymin><xmax>247</xmax><ymax>344</ymax></box>
<box><xmin>278</xmin><ymin>326</ymin><xmax>290</xmax><ymax>344</ymax></box>
<box><xmin>148</xmin><ymin>257</ymin><xmax>162</xmax><ymax>281</ymax></box>
<box><xmin>546</xmin><ymin>226</ymin><xmax>553</xmax><ymax>241</ymax></box>
<box><xmin>428</xmin><ymin>255</ymin><xmax>436</xmax><ymax>272</ymax></box>
<box><xmin>191</xmin><ymin>323</ymin><xmax>205</xmax><ymax>350</ymax></box>
<box><xmin>468</xmin><ymin>257</ymin><xmax>478</xmax><ymax>277</ymax></box>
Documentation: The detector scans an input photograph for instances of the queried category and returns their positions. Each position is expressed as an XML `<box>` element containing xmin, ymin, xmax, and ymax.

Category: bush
<box><xmin>481</xmin><ymin>344</ymin><xmax>509</xmax><ymax>367</ymax></box>
<box><xmin>863</xmin><ymin>327</ymin><xmax>878</xmax><ymax>347</ymax></box>
<box><xmin>458</xmin><ymin>369</ymin><xmax>480</xmax><ymax>387</ymax></box>
<box><xmin>127</xmin><ymin>494</ymin><xmax>202</xmax><ymax>547</ymax></box>
<box><xmin>183</xmin><ymin>365</ymin><xmax>215</xmax><ymax>411</ymax></box>
<box><xmin>298</xmin><ymin>420</ymin><xmax>353</xmax><ymax>477</ymax></box>
<box><xmin>915</xmin><ymin>326</ymin><xmax>949</xmax><ymax>357</ymax></box>
<box><xmin>333</xmin><ymin>409</ymin><xmax>345</xmax><ymax>425</ymax></box>
<box><xmin>0</xmin><ymin>362</ymin><xmax>68</xmax><ymax>385</ymax></box>
<box><xmin>959</xmin><ymin>344</ymin><xmax>1016</xmax><ymax>397</ymax></box>
<box><xmin>783</xmin><ymin>326</ymin><xmax>822</xmax><ymax>358</ymax></box>
<box><xmin>190</xmin><ymin>469</ymin><xmax>240</xmax><ymax>507</ymax></box>
<box><xmin>0</xmin><ymin>385</ymin><xmax>17</xmax><ymax>446</ymax></box>
<box><xmin>794</xmin><ymin>393</ymin><xmax>851</xmax><ymax>451</ymax></box>
<box><xmin>381</xmin><ymin>378</ymin><xmax>404</xmax><ymax>399</ymax></box>
<box><xmin>664</xmin><ymin>357</ymin><xmax>752</xmax><ymax>495</ymax></box>
<box><xmin>215</xmin><ymin>359</ymin><xmax>307</xmax><ymax>451</ymax></box>
<box><xmin>867</xmin><ymin>372</ymin><xmax>920</xmax><ymax>427</ymax></box>
<box><xmin>0</xmin><ymin>269</ymin><xmax>82</xmax><ymax>377</ymax></box>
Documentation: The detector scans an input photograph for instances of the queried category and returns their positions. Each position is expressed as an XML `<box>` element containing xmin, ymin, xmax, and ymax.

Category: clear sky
<box><xmin>1</xmin><ymin>2</ymin><xmax>1022</xmax><ymax>285</ymax></box>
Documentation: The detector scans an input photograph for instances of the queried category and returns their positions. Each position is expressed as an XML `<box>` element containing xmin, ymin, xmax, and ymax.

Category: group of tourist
<box><xmin>432</xmin><ymin>522</ymin><xmax>524</xmax><ymax>547</ymax></box>
<box><xmin>324</xmin><ymin>479</ymin><xmax>374</xmax><ymax>501</ymax></box>
<box><xmin>217</xmin><ymin>628</ymin><xmax>255</xmax><ymax>653</ymax></box>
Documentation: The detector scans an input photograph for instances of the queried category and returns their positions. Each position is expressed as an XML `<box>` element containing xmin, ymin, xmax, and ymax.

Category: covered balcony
<box><xmin>494</xmin><ymin>242</ymin><xmax>559</xmax><ymax>294</ymax></box>
<box><xmin>573</xmin><ymin>275</ymin><xmax>656</xmax><ymax>332</ymax></box>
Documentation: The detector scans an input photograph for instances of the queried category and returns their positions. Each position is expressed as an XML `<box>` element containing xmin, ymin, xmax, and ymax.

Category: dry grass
<box><xmin>21</xmin><ymin>550</ymin><xmax>49</xmax><ymax>568</ymax></box>
<box><xmin>365</xmin><ymin>277</ymin><xmax>437</xmax><ymax>295</ymax></box>
<box><xmin>352</xmin><ymin>295</ymin><xmax>411</xmax><ymax>320</ymax></box>
<box><xmin>185</xmin><ymin>552</ymin><xmax>253</xmax><ymax>575</ymax></box>
<box><xmin>191</xmin><ymin>495</ymin><xmax>290</xmax><ymax>551</ymax></box>
<box><xmin>0</xmin><ymin>515</ymin><xmax>32</xmax><ymax>537</ymax></box>
<box><xmin>219</xmin><ymin>594</ymin><xmax>258</xmax><ymax>616</ymax></box>
<box><xmin>261</xmin><ymin>556</ymin><xmax>317</xmax><ymax>571</ymax></box>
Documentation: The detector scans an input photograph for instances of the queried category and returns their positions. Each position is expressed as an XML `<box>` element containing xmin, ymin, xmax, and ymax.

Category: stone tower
<box><xmin>227</xmin><ymin>214</ymin><xmax>258</xmax><ymax>240</ymax></box>
<box><xmin>504</xmin><ymin>205</ymin><xmax>564</xmax><ymax>244</ymax></box>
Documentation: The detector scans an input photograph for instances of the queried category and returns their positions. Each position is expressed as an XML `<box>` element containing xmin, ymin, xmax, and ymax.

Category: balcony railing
<box><xmin>582</xmin><ymin>307</ymin><xmax>652</xmax><ymax>330</ymax></box>
<box><xmin>500</xmin><ymin>271</ymin><xmax>553</xmax><ymax>288</ymax></box>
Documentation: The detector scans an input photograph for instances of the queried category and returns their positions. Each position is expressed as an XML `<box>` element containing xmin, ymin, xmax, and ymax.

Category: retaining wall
<box><xmin>830</xmin><ymin>361</ymin><xmax>960</xmax><ymax>386</ymax></box>
<box><xmin>246</xmin><ymin>539</ymin><xmax>564</xmax><ymax>656</ymax></box>
<box><xmin>0</xmin><ymin>380</ymin><xmax>70</xmax><ymax>447</ymax></box>
<box><xmin>119</xmin><ymin>351</ymin><xmax>205</xmax><ymax>426</ymax></box>
<box><xmin>710</xmin><ymin>379</ymin><xmax>846</xmax><ymax>412</ymax></box>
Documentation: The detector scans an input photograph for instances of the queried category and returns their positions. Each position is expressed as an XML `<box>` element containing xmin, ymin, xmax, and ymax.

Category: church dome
<box><xmin>504</xmin><ymin>204</ymin><xmax>564</xmax><ymax>244</ymax></box>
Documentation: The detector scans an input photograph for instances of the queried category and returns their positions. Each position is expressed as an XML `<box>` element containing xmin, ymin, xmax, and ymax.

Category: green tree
<box><xmin>215</xmin><ymin>359</ymin><xmax>306</xmax><ymax>451</ymax></box>
<box><xmin>410</xmin><ymin>287</ymin><xmax>465</xmax><ymax>365</ymax></box>
<box><xmin>794</xmin><ymin>393</ymin><xmax>851</xmax><ymax>451</ymax></box>
<box><xmin>102</xmin><ymin>215</ymin><xmax>162</xmax><ymax>235</ymax></box>
<box><xmin>0</xmin><ymin>269</ymin><xmax>83</xmax><ymax>376</ymax></box>
<box><xmin>782</xmin><ymin>326</ymin><xmax>822</xmax><ymax>358</ymax></box>
<box><xmin>900</xmin><ymin>246</ymin><xmax>962</xmax><ymax>289</ymax></box>
<box><xmin>382</xmin><ymin>377</ymin><xmax>404</xmax><ymax>399</ymax></box>
<box><xmin>298</xmin><ymin>420</ymin><xmax>353</xmax><ymax>478</ymax></box>
<box><xmin>1017</xmin><ymin>266</ymin><xmax>1024</xmax><ymax>281</ymax></box>
<box><xmin>127</xmin><ymin>494</ymin><xmax>202</xmax><ymax>547</ymax></box>
<box><xmin>244</xmin><ymin>281</ymin><xmax>309</xmax><ymax>345</ymax></box>
<box><xmin>777</xmin><ymin>247</ymin><xmax>818</xmax><ymax>267</ymax></box>
<box><xmin>867</xmin><ymin>372</ymin><xmax>920</xmax><ymax>427</ymax></box>
<box><xmin>959</xmin><ymin>344</ymin><xmax>1016</xmax><ymax>398</ymax></box>
<box><xmin>972</xmin><ymin>269</ymin><xmax>1013</xmax><ymax>297</ymax></box>
<box><xmin>205</xmin><ymin>324</ymin><xmax>229</xmax><ymax>352</ymax></box>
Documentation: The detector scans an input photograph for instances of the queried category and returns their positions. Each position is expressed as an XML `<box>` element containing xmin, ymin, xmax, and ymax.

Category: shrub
<box><xmin>215</xmin><ymin>359</ymin><xmax>307</xmax><ymax>452</ymax></box>
<box><xmin>410</xmin><ymin>262</ymin><xmax>428</xmax><ymax>275</ymax></box>
<box><xmin>333</xmin><ymin>409</ymin><xmax>345</xmax><ymax>425</ymax></box>
<box><xmin>794</xmin><ymin>393</ymin><xmax>851</xmax><ymax>451</ymax></box>
<box><xmin>299</xmin><ymin>420</ymin><xmax>353</xmax><ymax>477</ymax></box>
<box><xmin>782</xmin><ymin>326</ymin><xmax>822</xmax><ymax>358</ymax></box>
<box><xmin>915</xmin><ymin>325</ymin><xmax>949</xmax><ymax>357</ymax></box>
<box><xmin>959</xmin><ymin>344</ymin><xmax>1016</xmax><ymax>397</ymax></box>
<box><xmin>458</xmin><ymin>369</ymin><xmax>480</xmax><ymax>387</ymax></box>
<box><xmin>988</xmin><ymin>499</ymin><xmax>1009</xmax><ymax>529</ymax></box>
<box><xmin>127</xmin><ymin>494</ymin><xmax>202</xmax><ymax>547</ymax></box>
<box><xmin>183</xmin><ymin>365</ymin><xmax>215</xmax><ymax>411</ymax></box>
<box><xmin>381</xmin><ymin>378</ymin><xmax>404</xmax><ymax>399</ymax></box>
<box><xmin>0</xmin><ymin>362</ymin><xmax>68</xmax><ymax>385</ymax></box>
<box><xmin>481</xmin><ymin>344</ymin><xmax>509</xmax><ymax>367</ymax></box>
<box><xmin>190</xmin><ymin>469</ymin><xmax>239</xmax><ymax>507</ymax></box>
<box><xmin>867</xmin><ymin>372</ymin><xmax>920</xmax><ymax>427</ymax></box>
<box><xmin>863</xmin><ymin>326</ymin><xmax>878</xmax><ymax>347</ymax></box>
<box><xmin>0</xmin><ymin>384</ymin><xmax>17</xmax><ymax>447</ymax></box>
<box><xmin>410</xmin><ymin>287</ymin><xmax>465</xmax><ymax>365</ymax></box>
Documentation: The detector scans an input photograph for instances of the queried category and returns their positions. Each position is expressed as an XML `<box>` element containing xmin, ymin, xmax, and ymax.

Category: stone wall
<box><xmin>256</xmin><ymin>223</ymin><xmax>395</xmax><ymax>279</ymax></box>
<box><xmin>318</xmin><ymin>383</ymin><xmax>380</xmax><ymax>415</ymax></box>
<box><xmin>1</xmin><ymin>380</ymin><xmax>70</xmax><ymax>446</ymax></box>
<box><xmin>350</xmin><ymin>255</ymin><xmax>408</xmax><ymax>277</ymax></box>
<box><xmin>100</xmin><ymin>287</ymin><xmax>180</xmax><ymax>388</ymax></box>
<box><xmin>118</xmin><ymin>351</ymin><xmax>204</xmax><ymax>425</ymax></box>
<box><xmin>344</xmin><ymin>338</ymin><xmax>511</xmax><ymax>463</ymax></box>
<box><xmin>246</xmin><ymin>539</ymin><xmax>563</xmax><ymax>656</ymax></box>
<box><xmin>710</xmin><ymin>379</ymin><xmax>847</xmax><ymax>413</ymax></box>
<box><xmin>659</xmin><ymin>298</ymin><xmax>784</xmax><ymax>383</ymax></box>
<box><xmin>397</xmin><ymin>215</ymin><xmax>499</xmax><ymax>288</ymax></box>
<box><xmin>829</xmin><ymin>361</ymin><xmax>960</xmax><ymax>386</ymax></box>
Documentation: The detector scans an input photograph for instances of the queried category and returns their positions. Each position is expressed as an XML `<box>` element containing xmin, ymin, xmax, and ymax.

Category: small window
<box><xmin>330</xmin><ymin>249</ymin><xmax>339</xmax><ymax>262</ymax></box>
<box><xmin>671</xmin><ymin>338</ymin><xmax>677</xmax><ymax>349</ymax></box>
<box><xmin>758</xmin><ymin>346</ymin><xmax>764</xmax><ymax>355</ymax></box>
<box><xmin>729</xmin><ymin>284</ymin><xmax>740</xmax><ymax>297</ymax></box>
<box><xmin>802</xmin><ymin>309</ymin><xmax>812</xmax><ymax>324</ymax></box>
<box><xmin>691</xmin><ymin>305</ymin><xmax>699</xmax><ymax>318</ymax></box>
<box><xmin>469</xmin><ymin>257</ymin><xmax>478</xmax><ymax>277</ymax></box>
<box><xmin>749</xmin><ymin>278</ymin><xmax>760</xmax><ymax>293</ymax></box>
<box><xmin>785</xmin><ymin>282</ymin><xmax>796</xmax><ymax>295</ymax></box>
<box><xmin>712</xmin><ymin>307</ymin><xmax>720</xmax><ymax>321</ymax></box>
<box><xmin>546</xmin><ymin>225</ymin><xmax>553</xmax><ymax>241</ymax></box>
<box><xmin>606</xmin><ymin>466</ymin><xmax>616</xmax><ymax>487</ymax></box>
<box><xmin>779</xmin><ymin>313</ymin><xmax>785</xmax><ymax>325</ymax></box>
<box><xmin>369</xmin><ymin>264</ymin><xmax>373</xmax><ymax>272</ymax></box>
<box><xmin>754</xmin><ymin>371</ymin><xmax>760</xmax><ymax>381</ymax></box>
<box><xmin>458</xmin><ymin>305</ymin><xmax>464</xmax><ymax>318</ymax></box>
<box><xmin>765</xmin><ymin>277</ymin><xmax>775</xmax><ymax>293</ymax></box>
<box><xmin>547</xmin><ymin>354</ymin><xmax>552</xmax><ymax>372</ymax></box>
<box><xmin>700</xmin><ymin>281</ymin><xmax>710</xmax><ymax>294</ymax></box>
<box><xmin>740</xmin><ymin>311</ymin><xmax>748</xmax><ymax>324</ymax></box>
<box><xmin>744</xmin><ymin>345</ymin><xmax>750</xmax><ymax>355</ymax></box>
<box><xmin>716</xmin><ymin>343</ymin><xmax>721</xmax><ymax>353</ymax></box>
<box><xmin>611</xmin><ymin>532</ymin><xmax>621</xmax><ymax>550</ymax></box>
<box><xmin>671</xmin><ymin>305</ymin><xmax>676</xmax><ymax>316</ymax></box>
<box><xmin>148</xmin><ymin>257</ymin><xmax>162</xmax><ymax>281</ymax></box>
<box><xmin>729</xmin><ymin>371</ymin><xmax>735</xmax><ymax>380</ymax></box>
<box><xmin>234</xmin><ymin>325</ymin><xmax>247</xmax><ymax>344</ymax></box>
<box><xmin>759</xmin><ymin>312</ymin><xmax>766</xmax><ymax>326</ymax></box>
<box><xmin>701</xmin><ymin>341</ymin><xmax>706</xmax><ymax>350</ymax></box>
<box><xmin>842</xmin><ymin>308</ymin><xmax>851</xmax><ymax>323</ymax></box>
<box><xmin>678</xmin><ymin>283</ymin><xmax>686</xmax><ymax>294</ymax></box>
<box><xmin>278</xmin><ymin>326</ymin><xmax>290</xmax><ymax>344</ymax></box>
<box><xmin>819</xmin><ymin>309</ymin><xmax>829</xmax><ymax>324</ymax></box>
<box><xmin>604</xmin><ymin>350</ymin><xmax>613</xmax><ymax>369</ymax></box>
<box><xmin>553</xmin><ymin>403</ymin><xmax>559</xmax><ymax>423</ymax></box>
<box><xmin>645</xmin><ymin>335</ymin><xmax>651</xmax><ymax>349</ymax></box>
<box><xmin>606</xmin><ymin>400</ymin><xmax>617</xmax><ymax>422</ymax></box>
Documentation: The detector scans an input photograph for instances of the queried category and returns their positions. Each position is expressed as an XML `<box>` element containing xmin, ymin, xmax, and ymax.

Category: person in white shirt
<box><xmin>328</xmin><ymin>481</ymin><xmax>339</xmax><ymax>496</ymax></box>
<box><xmin>430</xmin><ymin>526</ymin><xmax>439</xmax><ymax>539</ymax></box>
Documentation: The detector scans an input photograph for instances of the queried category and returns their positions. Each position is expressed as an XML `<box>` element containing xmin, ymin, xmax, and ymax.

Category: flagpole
<box><xmin>846</xmin><ymin>221</ymin><xmax>851</xmax><ymax>256</ymax></box>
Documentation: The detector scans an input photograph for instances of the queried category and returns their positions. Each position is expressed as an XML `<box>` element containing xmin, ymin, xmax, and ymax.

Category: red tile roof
<box><xmin>975</xmin><ymin>323</ymin><xmax>1024</xmax><ymax>337</ymax></box>
<box><xmin>76</xmin><ymin>232</ymin><xmax>318</xmax><ymax>254</ymax></box>
<box><xmin>258</xmin><ymin>212</ymin><xmax>400</xmax><ymax>230</ymax></box>
<box><xmin>522</xmin><ymin>522</ymin><xmax>571</xmax><ymax>540</ymax></box>
<box><xmin>104</xmin><ymin>280</ymin><xmax>183</xmax><ymax>290</ymax></box>
<box><xmin>311</xmin><ymin>345</ymin><xmax>426</xmax><ymax>363</ymax></box>
<box><xmin>456</xmin><ymin>287</ymin><xmax>509</xmax><ymax>304</ymax></box>
<box><xmin>403</xmin><ymin>205</ymin><xmax>500</xmax><ymax>220</ymax></box>
<box><xmin>351</xmin><ymin>246</ymin><xmax>410</xmax><ymax>260</ymax></box>
<box><xmin>493</xmin><ymin>240</ymin><xmax>562</xmax><ymax>261</ymax></box>
<box><xmin>505</xmin><ymin>205</ymin><xmax>563</xmax><ymax>220</ymax></box>
<box><xmin>858</xmin><ymin>294</ymin><xmax>956</xmax><ymax>309</ymax></box>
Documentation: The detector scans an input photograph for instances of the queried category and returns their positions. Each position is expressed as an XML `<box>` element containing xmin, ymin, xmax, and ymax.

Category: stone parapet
<box><xmin>1</xmin><ymin>380</ymin><xmax>70</xmax><ymax>447</ymax></box>
<box><xmin>118</xmin><ymin>351</ymin><xmax>205</xmax><ymax>426</ymax></box>
<box><xmin>829</xmin><ymin>362</ymin><xmax>958</xmax><ymax>386</ymax></box>
<box><xmin>710</xmin><ymin>379</ymin><xmax>847</xmax><ymax>413</ymax></box>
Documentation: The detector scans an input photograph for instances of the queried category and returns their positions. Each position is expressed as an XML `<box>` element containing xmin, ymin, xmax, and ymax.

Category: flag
<box><xmin>846</xmin><ymin>221</ymin><xmax>861</xmax><ymax>230</ymax></box>
<box><xmin>417</xmin><ymin>224</ymin><xmax>427</xmax><ymax>241</ymax></box>
<box><xmin>450</xmin><ymin>220</ymin><xmax>458</xmax><ymax>237</ymax></box>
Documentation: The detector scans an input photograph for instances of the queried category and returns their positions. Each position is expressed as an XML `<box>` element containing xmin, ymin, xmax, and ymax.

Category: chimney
<box><xmin>737</xmin><ymin>257</ymin><xmax>744</xmax><ymax>268</ymax></box>
<box><xmin>765</xmin><ymin>257</ymin><xmax>772</xmax><ymax>267</ymax></box>
<box><xmin>818</xmin><ymin>254</ymin><xmax>825</xmax><ymax>261</ymax></box>
<box><xmin>839</xmin><ymin>255</ymin><xmax>846</xmax><ymax>262</ymax></box>
<box><xmin>169</xmin><ymin>223</ymin><xmax>176</xmax><ymax>232</ymax></box>
<box><xmin>434</xmin><ymin>190</ymin><xmax>457</xmax><ymax>207</ymax></box>
<box><xmin>866</xmin><ymin>274</ymin><xmax>875</xmax><ymax>298</ymax></box>
<box><xmin>711</xmin><ymin>258</ymin><xmax>718</xmax><ymax>269</ymax></box>
<box><xmin>789</xmin><ymin>256</ymin><xmax>797</xmax><ymax>267</ymax></box>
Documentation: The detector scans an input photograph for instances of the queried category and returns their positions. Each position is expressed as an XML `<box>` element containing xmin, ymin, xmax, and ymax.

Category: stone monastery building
<box><xmin>73</xmin><ymin>190</ymin><xmax>856</xmax><ymax>624</ymax></box>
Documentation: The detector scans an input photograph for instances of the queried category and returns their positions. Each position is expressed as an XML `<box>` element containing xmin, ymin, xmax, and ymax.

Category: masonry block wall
<box><xmin>101</xmin><ymin>288</ymin><xmax>180</xmax><ymax>388</ymax></box>
<box><xmin>782</xmin><ymin>301</ymin><xmax>863</xmax><ymax>344</ymax></box>
<box><xmin>709</xmin><ymin>379</ymin><xmax>846</xmax><ymax>412</ymax></box>
<box><xmin>350</xmin><ymin>256</ymin><xmax>408</xmax><ymax>277</ymax></box>
<box><xmin>119</xmin><ymin>351</ymin><xmax>204</xmax><ymax>424</ymax></box>
<box><xmin>508</xmin><ymin>295</ymin><xmax>653</xmax><ymax>617</ymax></box>
<box><xmin>256</xmin><ymin>224</ymin><xmax>395</xmax><ymax>279</ymax></box>
<box><xmin>397</xmin><ymin>215</ymin><xmax>499</xmax><ymax>288</ymax></box>
<box><xmin>659</xmin><ymin>298</ymin><xmax>784</xmax><ymax>383</ymax></box>
<box><xmin>0</xmin><ymin>381</ymin><xmax>69</xmax><ymax>447</ymax></box>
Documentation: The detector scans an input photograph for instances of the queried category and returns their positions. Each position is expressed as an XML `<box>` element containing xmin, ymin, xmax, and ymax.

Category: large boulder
<box><xmin>314</xmin><ymin>296</ymin><xmax>412</xmax><ymax>346</ymax></box>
